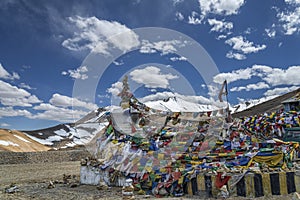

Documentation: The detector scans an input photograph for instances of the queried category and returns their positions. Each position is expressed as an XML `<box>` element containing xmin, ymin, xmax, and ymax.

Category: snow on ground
<box><xmin>24</xmin><ymin>133</ymin><xmax>54</xmax><ymax>145</ymax></box>
<box><xmin>47</xmin><ymin>135</ymin><xmax>64</xmax><ymax>142</ymax></box>
<box><xmin>71</xmin><ymin>122</ymin><xmax>108</xmax><ymax>145</ymax></box>
<box><xmin>54</xmin><ymin>129</ymin><xmax>70</xmax><ymax>137</ymax></box>
<box><xmin>231</xmin><ymin>95</ymin><xmax>279</xmax><ymax>113</ymax></box>
<box><xmin>0</xmin><ymin>140</ymin><xmax>19</xmax><ymax>146</ymax></box>
<box><xmin>13</xmin><ymin>134</ymin><xmax>31</xmax><ymax>143</ymax></box>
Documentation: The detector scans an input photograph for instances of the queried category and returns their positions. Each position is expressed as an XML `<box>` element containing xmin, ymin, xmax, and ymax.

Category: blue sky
<box><xmin>0</xmin><ymin>0</ymin><xmax>300</xmax><ymax>130</ymax></box>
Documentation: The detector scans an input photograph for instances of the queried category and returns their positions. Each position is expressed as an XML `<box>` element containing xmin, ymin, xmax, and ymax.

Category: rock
<box><xmin>70</xmin><ymin>183</ymin><xmax>78</xmax><ymax>188</ymax></box>
<box><xmin>63</xmin><ymin>174</ymin><xmax>71</xmax><ymax>184</ymax></box>
<box><xmin>5</xmin><ymin>184</ymin><xmax>19</xmax><ymax>193</ymax></box>
<box><xmin>80</xmin><ymin>158</ymin><xmax>87</xmax><ymax>166</ymax></box>
<box><xmin>293</xmin><ymin>192</ymin><xmax>300</xmax><ymax>200</ymax></box>
<box><xmin>97</xmin><ymin>181</ymin><xmax>109</xmax><ymax>190</ymax></box>
<box><xmin>47</xmin><ymin>181</ymin><xmax>55</xmax><ymax>189</ymax></box>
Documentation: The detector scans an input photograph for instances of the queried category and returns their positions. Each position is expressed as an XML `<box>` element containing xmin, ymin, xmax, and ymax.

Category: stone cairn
<box><xmin>122</xmin><ymin>178</ymin><xmax>135</xmax><ymax>200</ymax></box>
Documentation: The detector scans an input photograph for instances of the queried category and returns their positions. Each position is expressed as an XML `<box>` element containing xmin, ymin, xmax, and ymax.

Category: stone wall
<box><xmin>0</xmin><ymin>149</ymin><xmax>91</xmax><ymax>165</ymax></box>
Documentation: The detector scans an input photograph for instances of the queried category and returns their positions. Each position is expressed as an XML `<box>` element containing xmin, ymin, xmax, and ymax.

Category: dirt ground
<box><xmin>0</xmin><ymin>161</ymin><xmax>297</xmax><ymax>200</ymax></box>
<box><xmin>0</xmin><ymin>161</ymin><xmax>123</xmax><ymax>200</ymax></box>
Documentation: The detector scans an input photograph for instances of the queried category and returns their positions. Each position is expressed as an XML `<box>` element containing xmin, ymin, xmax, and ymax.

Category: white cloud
<box><xmin>49</xmin><ymin>93</ymin><xmax>98</xmax><ymax>110</ymax></box>
<box><xmin>172</xmin><ymin>0</ymin><xmax>184</xmax><ymax>5</ymax></box>
<box><xmin>213</xmin><ymin>68</ymin><xmax>253</xmax><ymax>84</ymax></box>
<box><xmin>62</xmin><ymin>65</ymin><xmax>88</xmax><ymax>80</ymax></box>
<box><xmin>216</xmin><ymin>35</ymin><xmax>227</xmax><ymax>40</ymax></box>
<box><xmin>225</xmin><ymin>36</ymin><xmax>266</xmax><ymax>54</ymax></box>
<box><xmin>19</xmin><ymin>83</ymin><xmax>34</xmax><ymax>90</ymax></box>
<box><xmin>0</xmin><ymin>123</ymin><xmax>10</xmax><ymax>127</ymax></box>
<box><xmin>176</xmin><ymin>12</ymin><xmax>184</xmax><ymax>21</ymax></box>
<box><xmin>278</xmin><ymin>7</ymin><xmax>300</xmax><ymax>35</ymax></box>
<box><xmin>260</xmin><ymin>65</ymin><xmax>300</xmax><ymax>86</ymax></box>
<box><xmin>285</xmin><ymin>0</ymin><xmax>300</xmax><ymax>4</ymax></box>
<box><xmin>264</xmin><ymin>86</ymin><xmax>299</xmax><ymax>96</ymax></box>
<box><xmin>107</xmin><ymin>81</ymin><xmax>123</xmax><ymax>96</ymax></box>
<box><xmin>113</xmin><ymin>60</ymin><xmax>124</xmax><ymax>66</ymax></box>
<box><xmin>214</xmin><ymin>64</ymin><xmax>300</xmax><ymax>91</ymax></box>
<box><xmin>208</xmin><ymin>18</ymin><xmax>233</xmax><ymax>32</ymax></box>
<box><xmin>265</xmin><ymin>28</ymin><xmax>276</xmax><ymax>38</ymax></box>
<box><xmin>244</xmin><ymin>27</ymin><xmax>253</xmax><ymax>35</ymax></box>
<box><xmin>129</xmin><ymin>66</ymin><xmax>178</xmax><ymax>88</ymax></box>
<box><xmin>230</xmin><ymin>82</ymin><xmax>270</xmax><ymax>92</ymax></box>
<box><xmin>140</xmin><ymin>39</ymin><xmax>186</xmax><ymax>55</ymax></box>
<box><xmin>32</xmin><ymin>93</ymin><xmax>99</xmax><ymax>122</ymax></box>
<box><xmin>170</xmin><ymin>56</ymin><xmax>187</xmax><ymax>61</ymax></box>
<box><xmin>276</xmin><ymin>0</ymin><xmax>300</xmax><ymax>35</ymax></box>
<box><xmin>198</xmin><ymin>0</ymin><xmax>245</xmax><ymax>16</ymax></box>
<box><xmin>0</xmin><ymin>107</ymin><xmax>32</xmax><ymax>118</ymax></box>
<box><xmin>32</xmin><ymin>103</ymin><xmax>87</xmax><ymax>123</ymax></box>
<box><xmin>265</xmin><ymin>24</ymin><xmax>276</xmax><ymax>38</ymax></box>
<box><xmin>62</xmin><ymin>16</ymin><xmax>140</xmax><ymax>55</ymax></box>
<box><xmin>226</xmin><ymin>51</ymin><xmax>246</xmax><ymax>60</ymax></box>
<box><xmin>188</xmin><ymin>11</ymin><xmax>203</xmax><ymax>25</ymax></box>
<box><xmin>0</xmin><ymin>80</ymin><xmax>42</xmax><ymax>107</ymax></box>
<box><xmin>0</xmin><ymin>63</ymin><xmax>20</xmax><ymax>80</ymax></box>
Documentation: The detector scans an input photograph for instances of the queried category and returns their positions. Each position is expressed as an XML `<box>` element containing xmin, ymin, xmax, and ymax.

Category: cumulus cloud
<box><xmin>188</xmin><ymin>11</ymin><xmax>203</xmax><ymax>25</ymax></box>
<box><xmin>264</xmin><ymin>86</ymin><xmax>299</xmax><ymax>96</ymax></box>
<box><xmin>214</xmin><ymin>64</ymin><xmax>300</xmax><ymax>96</ymax></box>
<box><xmin>213</xmin><ymin>68</ymin><xmax>253</xmax><ymax>84</ymax></box>
<box><xmin>0</xmin><ymin>80</ymin><xmax>42</xmax><ymax>107</ymax></box>
<box><xmin>0</xmin><ymin>123</ymin><xmax>10</xmax><ymax>127</ymax></box>
<box><xmin>139</xmin><ymin>39</ymin><xmax>187</xmax><ymax>55</ymax></box>
<box><xmin>216</xmin><ymin>35</ymin><xmax>227</xmax><ymax>40</ymax></box>
<box><xmin>214</xmin><ymin>64</ymin><xmax>300</xmax><ymax>86</ymax></box>
<box><xmin>277</xmin><ymin>0</ymin><xmax>300</xmax><ymax>35</ymax></box>
<box><xmin>170</xmin><ymin>56</ymin><xmax>187</xmax><ymax>61</ymax></box>
<box><xmin>225</xmin><ymin>36</ymin><xmax>266</xmax><ymax>55</ymax></box>
<box><xmin>49</xmin><ymin>93</ymin><xmax>98</xmax><ymax>110</ymax></box>
<box><xmin>32</xmin><ymin>103</ymin><xmax>87</xmax><ymax>123</ymax></box>
<box><xmin>19</xmin><ymin>83</ymin><xmax>34</xmax><ymax>90</ymax></box>
<box><xmin>0</xmin><ymin>107</ymin><xmax>32</xmax><ymax>118</ymax></box>
<box><xmin>107</xmin><ymin>81</ymin><xmax>123</xmax><ymax>96</ymax></box>
<box><xmin>208</xmin><ymin>18</ymin><xmax>233</xmax><ymax>32</ymax></box>
<box><xmin>260</xmin><ymin>65</ymin><xmax>300</xmax><ymax>86</ymax></box>
<box><xmin>0</xmin><ymin>63</ymin><xmax>20</xmax><ymax>80</ymax></box>
<box><xmin>32</xmin><ymin>93</ymin><xmax>98</xmax><ymax>122</ymax></box>
<box><xmin>175</xmin><ymin>12</ymin><xmax>184</xmax><ymax>21</ymax></box>
<box><xmin>172</xmin><ymin>0</ymin><xmax>184</xmax><ymax>5</ymax></box>
<box><xmin>62</xmin><ymin>16</ymin><xmax>140</xmax><ymax>55</ymax></box>
<box><xmin>62</xmin><ymin>66</ymin><xmax>88</xmax><ymax>80</ymax></box>
<box><xmin>198</xmin><ymin>0</ymin><xmax>246</xmax><ymax>16</ymax></box>
<box><xmin>226</xmin><ymin>51</ymin><xmax>246</xmax><ymax>60</ymax></box>
<box><xmin>129</xmin><ymin>66</ymin><xmax>178</xmax><ymax>88</ymax></box>
<box><xmin>230</xmin><ymin>82</ymin><xmax>270</xmax><ymax>92</ymax></box>
<box><xmin>113</xmin><ymin>60</ymin><xmax>124</xmax><ymax>66</ymax></box>
<box><xmin>265</xmin><ymin>24</ymin><xmax>276</xmax><ymax>38</ymax></box>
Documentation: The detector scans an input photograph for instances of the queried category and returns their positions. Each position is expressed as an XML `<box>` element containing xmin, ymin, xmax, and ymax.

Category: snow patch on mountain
<box><xmin>0</xmin><ymin>140</ymin><xmax>19</xmax><ymax>147</ymax></box>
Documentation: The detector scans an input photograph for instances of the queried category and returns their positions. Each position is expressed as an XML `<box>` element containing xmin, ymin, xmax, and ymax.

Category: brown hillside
<box><xmin>232</xmin><ymin>87</ymin><xmax>300</xmax><ymax>118</ymax></box>
<box><xmin>0</xmin><ymin>129</ymin><xmax>50</xmax><ymax>152</ymax></box>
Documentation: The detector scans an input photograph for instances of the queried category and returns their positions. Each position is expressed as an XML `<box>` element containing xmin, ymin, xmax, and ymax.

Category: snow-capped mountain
<box><xmin>23</xmin><ymin>108</ymin><xmax>110</xmax><ymax>149</ymax></box>
<box><xmin>144</xmin><ymin>96</ymin><xmax>218</xmax><ymax>112</ymax></box>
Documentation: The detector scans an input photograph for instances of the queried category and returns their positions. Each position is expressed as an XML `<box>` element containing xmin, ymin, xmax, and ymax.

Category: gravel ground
<box><xmin>0</xmin><ymin>161</ymin><xmax>297</xmax><ymax>200</ymax></box>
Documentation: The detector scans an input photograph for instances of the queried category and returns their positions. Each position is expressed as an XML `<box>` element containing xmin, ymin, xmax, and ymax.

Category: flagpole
<box><xmin>225</xmin><ymin>80</ymin><xmax>232</xmax><ymax>122</ymax></box>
